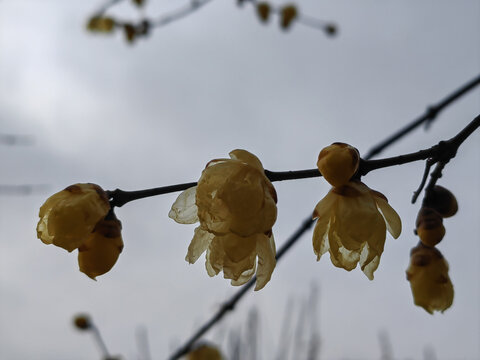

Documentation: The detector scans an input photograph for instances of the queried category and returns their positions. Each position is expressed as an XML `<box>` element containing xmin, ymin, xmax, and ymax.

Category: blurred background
<box><xmin>0</xmin><ymin>0</ymin><xmax>479</xmax><ymax>359</ymax></box>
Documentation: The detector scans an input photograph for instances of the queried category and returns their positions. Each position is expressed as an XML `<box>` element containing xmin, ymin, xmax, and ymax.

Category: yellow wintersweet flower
<box><xmin>187</xmin><ymin>344</ymin><xmax>223</xmax><ymax>360</ymax></box>
<box><xmin>169</xmin><ymin>149</ymin><xmax>277</xmax><ymax>290</ymax></box>
<box><xmin>37</xmin><ymin>183</ymin><xmax>111</xmax><ymax>252</ymax></box>
<box><xmin>406</xmin><ymin>244</ymin><xmax>454</xmax><ymax>314</ymax></box>
<box><xmin>312</xmin><ymin>181</ymin><xmax>401</xmax><ymax>280</ymax></box>
<box><xmin>317</xmin><ymin>143</ymin><xmax>360</xmax><ymax>187</ymax></box>
<box><xmin>78</xmin><ymin>213</ymin><xmax>124</xmax><ymax>280</ymax></box>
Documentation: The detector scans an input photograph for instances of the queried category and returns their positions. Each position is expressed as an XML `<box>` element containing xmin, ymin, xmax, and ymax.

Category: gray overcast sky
<box><xmin>1</xmin><ymin>1</ymin><xmax>479</xmax><ymax>359</ymax></box>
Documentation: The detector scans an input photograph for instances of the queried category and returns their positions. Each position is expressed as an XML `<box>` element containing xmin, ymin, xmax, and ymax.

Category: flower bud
<box><xmin>256</xmin><ymin>2</ymin><xmax>271</xmax><ymax>23</ymax></box>
<box><xmin>73</xmin><ymin>314</ymin><xmax>91</xmax><ymax>330</ymax></box>
<box><xmin>280</xmin><ymin>4</ymin><xmax>298</xmax><ymax>30</ymax></box>
<box><xmin>416</xmin><ymin>207</ymin><xmax>445</xmax><ymax>247</ymax></box>
<box><xmin>425</xmin><ymin>185</ymin><xmax>458</xmax><ymax>218</ymax></box>
<box><xmin>78</xmin><ymin>213</ymin><xmax>123</xmax><ymax>280</ymax></box>
<box><xmin>87</xmin><ymin>17</ymin><xmax>115</xmax><ymax>33</ymax></box>
<box><xmin>317</xmin><ymin>143</ymin><xmax>360</xmax><ymax>187</ymax></box>
<box><xmin>406</xmin><ymin>244</ymin><xmax>454</xmax><ymax>314</ymax></box>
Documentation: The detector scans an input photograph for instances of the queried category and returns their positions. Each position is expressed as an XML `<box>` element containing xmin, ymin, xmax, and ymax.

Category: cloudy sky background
<box><xmin>1</xmin><ymin>0</ymin><xmax>479</xmax><ymax>359</ymax></box>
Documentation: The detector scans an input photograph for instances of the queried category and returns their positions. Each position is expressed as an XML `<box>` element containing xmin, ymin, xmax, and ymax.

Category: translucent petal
<box><xmin>205</xmin><ymin>236</ymin><xmax>224</xmax><ymax>277</ymax></box>
<box><xmin>221</xmin><ymin>233</ymin><xmax>256</xmax><ymax>263</ymax></box>
<box><xmin>186</xmin><ymin>227</ymin><xmax>214</xmax><ymax>264</ymax></box>
<box><xmin>375</xmin><ymin>195</ymin><xmax>402</xmax><ymax>239</ymax></box>
<box><xmin>169</xmin><ymin>186</ymin><xmax>199</xmax><ymax>224</ymax></box>
<box><xmin>231</xmin><ymin>262</ymin><xmax>257</xmax><ymax>286</ymax></box>
<box><xmin>255</xmin><ymin>234</ymin><xmax>276</xmax><ymax>291</ymax></box>
<box><xmin>312</xmin><ymin>215</ymin><xmax>330</xmax><ymax>261</ymax></box>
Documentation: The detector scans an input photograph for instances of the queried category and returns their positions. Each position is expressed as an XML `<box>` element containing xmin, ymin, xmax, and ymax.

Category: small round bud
<box><xmin>317</xmin><ymin>143</ymin><xmax>360</xmax><ymax>187</ymax></box>
<box><xmin>416</xmin><ymin>207</ymin><xmax>445</xmax><ymax>247</ymax></box>
<box><xmin>425</xmin><ymin>185</ymin><xmax>458</xmax><ymax>218</ymax></box>
<box><xmin>73</xmin><ymin>314</ymin><xmax>91</xmax><ymax>330</ymax></box>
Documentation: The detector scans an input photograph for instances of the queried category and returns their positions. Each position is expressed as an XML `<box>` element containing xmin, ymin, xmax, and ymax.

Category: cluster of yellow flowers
<box><xmin>36</xmin><ymin>183</ymin><xmax>123</xmax><ymax>280</ymax></box>
<box><xmin>36</xmin><ymin>145</ymin><xmax>405</xmax><ymax>290</ymax></box>
<box><xmin>406</xmin><ymin>185</ymin><xmax>457</xmax><ymax>314</ymax></box>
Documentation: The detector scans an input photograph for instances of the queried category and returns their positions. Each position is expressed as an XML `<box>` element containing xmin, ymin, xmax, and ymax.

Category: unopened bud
<box><xmin>416</xmin><ymin>207</ymin><xmax>445</xmax><ymax>247</ymax></box>
<box><xmin>317</xmin><ymin>143</ymin><xmax>360</xmax><ymax>187</ymax></box>
<box><xmin>280</xmin><ymin>4</ymin><xmax>298</xmax><ymax>30</ymax></box>
<box><xmin>73</xmin><ymin>314</ymin><xmax>91</xmax><ymax>330</ymax></box>
<box><xmin>425</xmin><ymin>185</ymin><xmax>458</xmax><ymax>218</ymax></box>
<box><xmin>256</xmin><ymin>3</ymin><xmax>271</xmax><ymax>23</ymax></box>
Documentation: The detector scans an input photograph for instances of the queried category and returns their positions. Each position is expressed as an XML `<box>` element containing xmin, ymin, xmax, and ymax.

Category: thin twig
<box><xmin>364</xmin><ymin>74</ymin><xmax>480</xmax><ymax>159</ymax></box>
<box><xmin>411</xmin><ymin>159</ymin><xmax>434</xmax><ymax>204</ymax></box>
<box><xmin>109</xmin><ymin>116</ymin><xmax>479</xmax><ymax>207</ymax></box>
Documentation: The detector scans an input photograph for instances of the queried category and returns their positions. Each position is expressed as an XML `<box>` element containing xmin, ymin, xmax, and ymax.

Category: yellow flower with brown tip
<box><xmin>312</xmin><ymin>181</ymin><xmax>401</xmax><ymax>280</ymax></box>
<box><xmin>406</xmin><ymin>244</ymin><xmax>454</xmax><ymax>314</ymax></box>
<box><xmin>37</xmin><ymin>183</ymin><xmax>111</xmax><ymax>252</ymax></box>
<box><xmin>78</xmin><ymin>213</ymin><xmax>123</xmax><ymax>280</ymax></box>
<box><xmin>169</xmin><ymin>150</ymin><xmax>277</xmax><ymax>291</ymax></box>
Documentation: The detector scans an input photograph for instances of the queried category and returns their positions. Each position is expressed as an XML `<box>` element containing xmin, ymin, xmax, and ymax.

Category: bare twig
<box><xmin>364</xmin><ymin>74</ymin><xmax>480</xmax><ymax>159</ymax></box>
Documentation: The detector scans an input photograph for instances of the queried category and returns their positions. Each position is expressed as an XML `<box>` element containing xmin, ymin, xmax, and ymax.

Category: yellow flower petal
<box><xmin>374</xmin><ymin>195</ymin><xmax>402</xmax><ymax>239</ymax></box>
<box><xmin>37</xmin><ymin>184</ymin><xmax>110</xmax><ymax>252</ymax></box>
<box><xmin>169</xmin><ymin>186</ymin><xmax>199</xmax><ymax>224</ymax></box>
<box><xmin>78</xmin><ymin>215</ymin><xmax>123</xmax><ymax>280</ymax></box>
<box><xmin>186</xmin><ymin>227</ymin><xmax>214</xmax><ymax>264</ymax></box>
<box><xmin>229</xmin><ymin>149</ymin><xmax>265</xmax><ymax>172</ymax></box>
<box><xmin>254</xmin><ymin>234</ymin><xmax>276</xmax><ymax>291</ymax></box>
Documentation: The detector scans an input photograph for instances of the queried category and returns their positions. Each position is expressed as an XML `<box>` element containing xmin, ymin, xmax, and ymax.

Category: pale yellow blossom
<box><xmin>169</xmin><ymin>149</ymin><xmax>277</xmax><ymax>290</ymax></box>
<box><xmin>312</xmin><ymin>181</ymin><xmax>401</xmax><ymax>280</ymax></box>
<box><xmin>406</xmin><ymin>244</ymin><xmax>454</xmax><ymax>314</ymax></box>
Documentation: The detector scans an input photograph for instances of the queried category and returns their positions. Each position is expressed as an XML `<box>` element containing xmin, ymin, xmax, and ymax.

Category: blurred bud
<box><xmin>256</xmin><ymin>2</ymin><xmax>271</xmax><ymax>23</ymax></box>
<box><xmin>138</xmin><ymin>20</ymin><xmax>150</xmax><ymax>36</ymax></box>
<box><xmin>406</xmin><ymin>244</ymin><xmax>454</xmax><ymax>314</ymax></box>
<box><xmin>188</xmin><ymin>344</ymin><xmax>223</xmax><ymax>360</ymax></box>
<box><xmin>132</xmin><ymin>0</ymin><xmax>146</xmax><ymax>7</ymax></box>
<box><xmin>73</xmin><ymin>314</ymin><xmax>91</xmax><ymax>330</ymax></box>
<box><xmin>237</xmin><ymin>0</ymin><xmax>246</xmax><ymax>7</ymax></box>
<box><xmin>317</xmin><ymin>143</ymin><xmax>360</xmax><ymax>187</ymax></box>
<box><xmin>280</xmin><ymin>4</ymin><xmax>298</xmax><ymax>30</ymax></box>
<box><xmin>325</xmin><ymin>24</ymin><xmax>337</xmax><ymax>36</ymax></box>
<box><xmin>87</xmin><ymin>17</ymin><xmax>116</xmax><ymax>33</ymax></box>
<box><xmin>425</xmin><ymin>185</ymin><xmax>458</xmax><ymax>218</ymax></box>
<box><xmin>124</xmin><ymin>24</ymin><xmax>137</xmax><ymax>43</ymax></box>
<box><xmin>78</xmin><ymin>212</ymin><xmax>124</xmax><ymax>280</ymax></box>
<box><xmin>416</xmin><ymin>207</ymin><xmax>445</xmax><ymax>247</ymax></box>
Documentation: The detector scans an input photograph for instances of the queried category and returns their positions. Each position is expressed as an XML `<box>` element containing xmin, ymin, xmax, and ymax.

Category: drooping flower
<box><xmin>317</xmin><ymin>143</ymin><xmax>360</xmax><ymax>187</ymax></box>
<box><xmin>37</xmin><ymin>183</ymin><xmax>122</xmax><ymax>279</ymax></box>
<box><xmin>169</xmin><ymin>149</ymin><xmax>277</xmax><ymax>291</ymax></box>
<box><xmin>312</xmin><ymin>181</ymin><xmax>401</xmax><ymax>280</ymax></box>
<box><xmin>187</xmin><ymin>344</ymin><xmax>223</xmax><ymax>360</ymax></box>
<box><xmin>78</xmin><ymin>212</ymin><xmax>124</xmax><ymax>280</ymax></box>
<box><xmin>406</xmin><ymin>243</ymin><xmax>454</xmax><ymax>314</ymax></box>
<box><xmin>37</xmin><ymin>183</ymin><xmax>111</xmax><ymax>252</ymax></box>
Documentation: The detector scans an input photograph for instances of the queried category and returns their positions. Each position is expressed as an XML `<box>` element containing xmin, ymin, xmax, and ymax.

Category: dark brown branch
<box><xmin>411</xmin><ymin>159</ymin><xmax>434</xmax><ymax>204</ymax></box>
<box><xmin>108</xmin><ymin>115</ymin><xmax>479</xmax><ymax>207</ymax></box>
<box><xmin>167</xmin><ymin>217</ymin><xmax>315</xmax><ymax>360</ymax></box>
<box><xmin>364</xmin><ymin>74</ymin><xmax>480</xmax><ymax>159</ymax></box>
